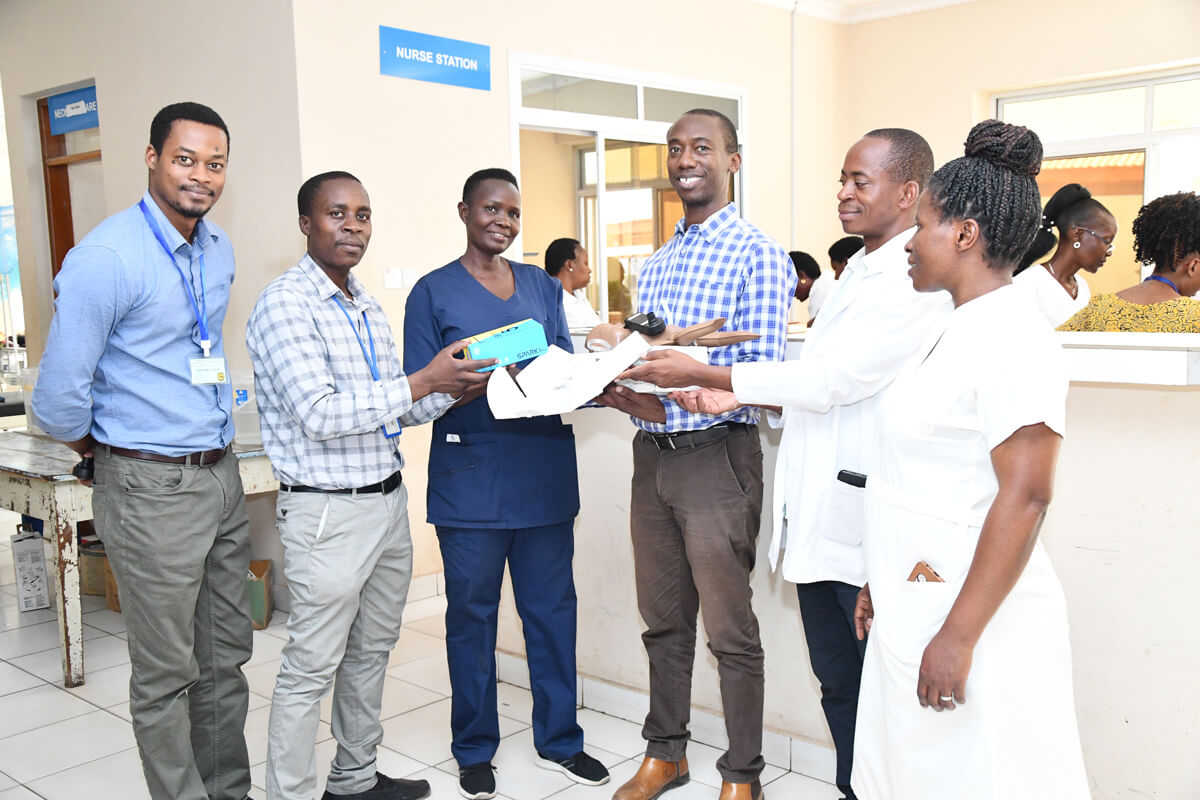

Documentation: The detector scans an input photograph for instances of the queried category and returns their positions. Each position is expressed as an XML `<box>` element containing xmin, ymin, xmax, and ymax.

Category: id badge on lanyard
<box><xmin>333</xmin><ymin>296</ymin><xmax>402</xmax><ymax>439</ymax></box>
<box><xmin>140</xmin><ymin>200</ymin><xmax>228</xmax><ymax>385</ymax></box>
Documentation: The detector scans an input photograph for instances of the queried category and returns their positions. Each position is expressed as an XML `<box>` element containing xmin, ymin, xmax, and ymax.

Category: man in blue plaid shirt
<box><xmin>602</xmin><ymin>110</ymin><xmax>794</xmax><ymax>800</ymax></box>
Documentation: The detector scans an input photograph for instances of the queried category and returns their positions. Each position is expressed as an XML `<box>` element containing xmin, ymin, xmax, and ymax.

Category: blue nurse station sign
<box><xmin>379</xmin><ymin>26</ymin><xmax>490</xmax><ymax>92</ymax></box>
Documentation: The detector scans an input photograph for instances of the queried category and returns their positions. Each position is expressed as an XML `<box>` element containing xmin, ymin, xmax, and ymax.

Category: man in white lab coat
<box><xmin>621</xmin><ymin>129</ymin><xmax>953</xmax><ymax>800</ymax></box>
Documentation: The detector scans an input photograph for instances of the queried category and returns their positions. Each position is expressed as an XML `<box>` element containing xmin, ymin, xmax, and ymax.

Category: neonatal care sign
<box><xmin>47</xmin><ymin>86</ymin><xmax>99</xmax><ymax>136</ymax></box>
<box><xmin>379</xmin><ymin>26</ymin><xmax>490</xmax><ymax>91</ymax></box>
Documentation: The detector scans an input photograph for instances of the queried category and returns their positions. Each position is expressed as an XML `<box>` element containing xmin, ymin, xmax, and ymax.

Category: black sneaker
<box><xmin>458</xmin><ymin>761</ymin><xmax>497</xmax><ymax>800</ymax></box>
<box><xmin>321</xmin><ymin>772</ymin><xmax>431</xmax><ymax>800</ymax></box>
<box><xmin>535</xmin><ymin>750</ymin><xmax>611</xmax><ymax>785</ymax></box>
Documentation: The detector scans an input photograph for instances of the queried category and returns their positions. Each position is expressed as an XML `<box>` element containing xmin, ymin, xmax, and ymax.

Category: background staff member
<box><xmin>246</xmin><ymin>172</ymin><xmax>490</xmax><ymax>800</ymax></box>
<box><xmin>33</xmin><ymin>102</ymin><xmax>251</xmax><ymax>800</ymax></box>
<box><xmin>544</xmin><ymin>237</ymin><xmax>602</xmax><ymax>328</ymax></box>
<box><xmin>403</xmin><ymin>168</ymin><xmax>609</xmax><ymax>800</ymax></box>
<box><xmin>601</xmin><ymin>109</ymin><xmax>794</xmax><ymax>800</ymax></box>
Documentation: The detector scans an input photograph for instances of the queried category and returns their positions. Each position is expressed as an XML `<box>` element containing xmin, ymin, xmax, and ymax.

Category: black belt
<box><xmin>643</xmin><ymin>422</ymin><xmax>751</xmax><ymax>451</ymax></box>
<box><xmin>283</xmin><ymin>471</ymin><xmax>402</xmax><ymax>496</ymax></box>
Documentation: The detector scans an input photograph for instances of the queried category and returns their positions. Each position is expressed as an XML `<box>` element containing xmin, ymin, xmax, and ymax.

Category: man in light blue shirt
<box><xmin>33</xmin><ymin>102</ymin><xmax>252</xmax><ymax>800</ymax></box>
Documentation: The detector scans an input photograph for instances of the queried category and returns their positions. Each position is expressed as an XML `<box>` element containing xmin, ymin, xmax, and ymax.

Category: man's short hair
<box><xmin>828</xmin><ymin>236</ymin><xmax>864</xmax><ymax>263</ymax></box>
<box><xmin>463</xmin><ymin>168</ymin><xmax>519</xmax><ymax>204</ymax></box>
<box><xmin>149</xmin><ymin>102</ymin><xmax>230</xmax><ymax>155</ymax></box>
<box><xmin>297</xmin><ymin>171</ymin><xmax>362</xmax><ymax>217</ymax></box>
<box><xmin>789</xmin><ymin>251</ymin><xmax>821</xmax><ymax>280</ymax></box>
<box><xmin>544</xmin><ymin>238</ymin><xmax>580</xmax><ymax>277</ymax></box>
<box><xmin>864</xmin><ymin>128</ymin><xmax>933</xmax><ymax>187</ymax></box>
<box><xmin>681</xmin><ymin>109</ymin><xmax>738</xmax><ymax>155</ymax></box>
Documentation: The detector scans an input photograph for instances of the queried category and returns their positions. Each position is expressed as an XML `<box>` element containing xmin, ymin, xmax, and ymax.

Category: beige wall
<box><xmin>845</xmin><ymin>0</ymin><xmax>1200</xmax><ymax>166</ymax></box>
<box><xmin>517</xmin><ymin>129</ymin><xmax>579</xmax><ymax>271</ymax></box>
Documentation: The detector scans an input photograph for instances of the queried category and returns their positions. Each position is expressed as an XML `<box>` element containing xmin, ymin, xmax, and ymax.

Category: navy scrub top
<box><xmin>403</xmin><ymin>259</ymin><xmax>580</xmax><ymax>530</ymax></box>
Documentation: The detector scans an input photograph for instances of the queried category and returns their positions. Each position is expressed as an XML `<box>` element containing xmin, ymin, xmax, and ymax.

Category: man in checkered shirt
<box><xmin>246</xmin><ymin>172</ymin><xmax>491</xmax><ymax>800</ymax></box>
<box><xmin>601</xmin><ymin>110</ymin><xmax>794</xmax><ymax>800</ymax></box>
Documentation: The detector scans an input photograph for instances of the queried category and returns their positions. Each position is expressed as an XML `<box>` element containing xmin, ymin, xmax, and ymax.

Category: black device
<box><xmin>836</xmin><ymin>469</ymin><xmax>867</xmax><ymax>488</ymax></box>
<box><xmin>72</xmin><ymin>456</ymin><xmax>94</xmax><ymax>482</ymax></box>
<box><xmin>624</xmin><ymin>312</ymin><xmax>667</xmax><ymax>336</ymax></box>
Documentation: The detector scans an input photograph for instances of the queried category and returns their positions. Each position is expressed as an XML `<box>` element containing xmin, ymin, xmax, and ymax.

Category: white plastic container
<box><xmin>231</xmin><ymin>369</ymin><xmax>262</xmax><ymax>448</ymax></box>
<box><xmin>19</xmin><ymin>367</ymin><xmax>43</xmax><ymax>434</ymax></box>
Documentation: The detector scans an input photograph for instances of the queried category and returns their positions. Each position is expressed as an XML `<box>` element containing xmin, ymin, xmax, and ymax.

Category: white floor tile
<box><xmin>247</xmin><ymin>628</ymin><xmax>287</xmax><ymax>667</ymax></box>
<box><xmin>105</xmin><ymin>700</ymin><xmax>132</xmax><ymax>722</ymax></box>
<box><xmin>249</xmin><ymin>740</ymin><xmax>428</xmax><ymax>800</ymax></box>
<box><xmin>548</xmin><ymin>757</ymin><xmax>639</xmax><ymax>799</ymax></box>
<box><xmin>66</xmin><ymin>661</ymin><xmax>132</xmax><ymax>707</ymax></box>
<box><xmin>0</xmin><ymin>661</ymin><xmax>43</xmax><ymax>696</ymax></box>
<box><xmin>27</xmin><ymin>746</ymin><xmax>150</xmax><ymax>800</ymax></box>
<box><xmin>761</xmin><ymin>770</ymin><xmax>842</xmax><ymax>798</ymax></box>
<box><xmin>243</xmin><ymin>658</ymin><xmax>282</xmax><ymax>700</ymax></box>
<box><xmin>402</xmin><ymin>612</ymin><xmax>445</xmax><ymax>639</ymax></box>
<box><xmin>402</xmin><ymin>594</ymin><xmax>447</xmax><ymax>622</ymax></box>
<box><xmin>380</xmin><ymin>697</ymin><xmax>528</xmax><ymax>768</ymax></box>
<box><xmin>386</xmin><ymin>651</ymin><xmax>451</xmax><ymax>696</ymax></box>
<box><xmin>81</xmin><ymin>608</ymin><xmax>126</xmax><ymax>635</ymax></box>
<box><xmin>0</xmin><ymin>786</ymin><xmax>44</xmax><ymax>799</ymax></box>
<box><xmin>0</xmin><ymin>683</ymin><xmax>96</xmax><ymax>739</ymax></box>
<box><xmin>0</xmin><ymin>771</ymin><xmax>13</xmax><ymax>791</ymax></box>
<box><xmin>575</xmin><ymin>708</ymin><xmax>650</xmax><ymax>759</ymax></box>
<box><xmin>0</xmin><ymin>709</ymin><xmax>136</xmax><ymax>783</ymax></box>
<box><xmin>464</xmin><ymin>728</ymin><xmax>575</xmax><ymax>800</ymax></box>
<box><xmin>11</xmin><ymin>632</ymin><xmax>130</xmax><ymax>681</ymax></box>
<box><xmin>0</xmin><ymin>620</ymin><xmax>105</xmax><ymax>660</ymax></box>
<box><xmin>0</xmin><ymin>601</ymin><xmax>57</xmax><ymax>631</ymax></box>
<box><xmin>386</xmin><ymin>628</ymin><xmax>446</xmax><ymax>667</ymax></box>
<box><xmin>496</xmin><ymin>681</ymin><xmax>534</xmax><ymax>724</ymax></box>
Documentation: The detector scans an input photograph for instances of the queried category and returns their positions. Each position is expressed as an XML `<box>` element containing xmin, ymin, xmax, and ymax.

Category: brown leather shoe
<box><xmin>611</xmin><ymin>756</ymin><xmax>690</xmax><ymax>800</ymax></box>
<box><xmin>718</xmin><ymin>779</ymin><xmax>763</xmax><ymax>800</ymax></box>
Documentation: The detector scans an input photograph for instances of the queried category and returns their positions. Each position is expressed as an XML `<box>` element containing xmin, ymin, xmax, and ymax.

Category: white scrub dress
<box><xmin>1014</xmin><ymin>262</ymin><xmax>1090</xmax><ymax>327</ymax></box>
<box><xmin>852</xmin><ymin>285</ymin><xmax>1091</xmax><ymax>800</ymax></box>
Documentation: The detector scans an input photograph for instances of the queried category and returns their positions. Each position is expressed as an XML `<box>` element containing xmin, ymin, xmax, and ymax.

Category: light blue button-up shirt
<box><xmin>33</xmin><ymin>191</ymin><xmax>235</xmax><ymax>455</ymax></box>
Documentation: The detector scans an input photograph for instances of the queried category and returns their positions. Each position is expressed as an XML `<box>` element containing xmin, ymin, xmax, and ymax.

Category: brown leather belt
<box><xmin>643</xmin><ymin>422</ymin><xmax>751</xmax><ymax>451</ymax></box>
<box><xmin>106</xmin><ymin>444</ymin><xmax>229</xmax><ymax>466</ymax></box>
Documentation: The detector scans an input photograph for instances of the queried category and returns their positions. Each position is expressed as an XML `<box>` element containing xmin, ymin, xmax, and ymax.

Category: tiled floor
<box><xmin>0</xmin><ymin>521</ymin><xmax>839</xmax><ymax>800</ymax></box>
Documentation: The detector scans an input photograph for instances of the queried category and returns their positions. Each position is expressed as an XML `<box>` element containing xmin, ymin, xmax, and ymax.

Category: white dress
<box><xmin>562</xmin><ymin>288</ymin><xmax>602</xmax><ymax>329</ymax></box>
<box><xmin>1014</xmin><ymin>262</ymin><xmax>1090</xmax><ymax>327</ymax></box>
<box><xmin>852</xmin><ymin>285</ymin><xmax>1090</xmax><ymax>800</ymax></box>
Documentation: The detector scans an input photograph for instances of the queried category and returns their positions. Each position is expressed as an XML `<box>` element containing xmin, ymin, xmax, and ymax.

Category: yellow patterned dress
<box><xmin>1058</xmin><ymin>294</ymin><xmax>1200</xmax><ymax>332</ymax></box>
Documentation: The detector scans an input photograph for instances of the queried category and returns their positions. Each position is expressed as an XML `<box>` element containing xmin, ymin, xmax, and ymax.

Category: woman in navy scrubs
<box><xmin>402</xmin><ymin>168</ymin><xmax>608</xmax><ymax>800</ymax></box>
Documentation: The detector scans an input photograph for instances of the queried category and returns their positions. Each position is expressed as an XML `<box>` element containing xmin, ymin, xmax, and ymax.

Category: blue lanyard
<box><xmin>332</xmin><ymin>295</ymin><xmax>380</xmax><ymax>381</ymax></box>
<box><xmin>1146</xmin><ymin>274</ymin><xmax>1180</xmax><ymax>293</ymax></box>
<box><xmin>139</xmin><ymin>200</ymin><xmax>211</xmax><ymax>356</ymax></box>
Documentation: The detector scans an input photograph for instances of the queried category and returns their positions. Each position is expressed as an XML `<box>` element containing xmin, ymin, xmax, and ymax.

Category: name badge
<box><xmin>382</xmin><ymin>418</ymin><xmax>402</xmax><ymax>439</ymax></box>
<box><xmin>190</xmin><ymin>356</ymin><xmax>229</xmax><ymax>385</ymax></box>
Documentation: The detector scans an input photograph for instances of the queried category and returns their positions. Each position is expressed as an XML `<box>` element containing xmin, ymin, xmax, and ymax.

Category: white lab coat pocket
<box><xmin>822</xmin><ymin>479</ymin><xmax>865</xmax><ymax>546</ymax></box>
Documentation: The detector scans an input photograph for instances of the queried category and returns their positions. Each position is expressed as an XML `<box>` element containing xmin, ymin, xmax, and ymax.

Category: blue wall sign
<box><xmin>47</xmin><ymin>87</ymin><xmax>99</xmax><ymax>136</ymax></box>
<box><xmin>379</xmin><ymin>26</ymin><xmax>490</xmax><ymax>92</ymax></box>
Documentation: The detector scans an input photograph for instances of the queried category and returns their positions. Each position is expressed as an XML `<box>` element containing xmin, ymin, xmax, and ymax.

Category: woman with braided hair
<box><xmin>851</xmin><ymin>120</ymin><xmax>1090</xmax><ymax>799</ymax></box>
<box><xmin>1014</xmin><ymin>182</ymin><xmax>1117</xmax><ymax>325</ymax></box>
<box><xmin>1060</xmin><ymin>192</ymin><xmax>1200</xmax><ymax>331</ymax></box>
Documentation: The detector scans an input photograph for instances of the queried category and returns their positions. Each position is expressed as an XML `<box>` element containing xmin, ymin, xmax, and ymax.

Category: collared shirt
<box><xmin>33</xmin><ymin>191</ymin><xmax>234</xmax><ymax>455</ymax></box>
<box><xmin>563</xmin><ymin>287</ymin><xmax>603</xmax><ymax>329</ymax></box>
<box><xmin>633</xmin><ymin>203</ymin><xmax>795</xmax><ymax>433</ymax></box>
<box><xmin>246</xmin><ymin>254</ymin><xmax>453</xmax><ymax>489</ymax></box>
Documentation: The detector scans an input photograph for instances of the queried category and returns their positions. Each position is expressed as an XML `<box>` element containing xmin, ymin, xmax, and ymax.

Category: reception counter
<box><xmin>487</xmin><ymin>331</ymin><xmax>1200</xmax><ymax>798</ymax></box>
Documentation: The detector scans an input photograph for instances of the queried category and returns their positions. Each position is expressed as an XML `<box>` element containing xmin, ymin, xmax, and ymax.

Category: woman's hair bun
<box><xmin>963</xmin><ymin>119</ymin><xmax>1043</xmax><ymax>177</ymax></box>
<box><xmin>1042</xmin><ymin>183</ymin><xmax>1092</xmax><ymax>228</ymax></box>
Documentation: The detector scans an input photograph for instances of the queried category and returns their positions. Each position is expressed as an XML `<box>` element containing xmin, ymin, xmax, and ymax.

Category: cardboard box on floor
<box><xmin>79</xmin><ymin>546</ymin><xmax>108</xmax><ymax>596</ymax></box>
<box><xmin>103</xmin><ymin>556</ymin><xmax>121</xmax><ymax>612</ymax></box>
<box><xmin>11</xmin><ymin>526</ymin><xmax>50</xmax><ymax>611</ymax></box>
<box><xmin>248</xmin><ymin>560</ymin><xmax>273</xmax><ymax>630</ymax></box>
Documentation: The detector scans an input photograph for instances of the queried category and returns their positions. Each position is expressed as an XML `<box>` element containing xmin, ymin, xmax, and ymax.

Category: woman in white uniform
<box><xmin>1013</xmin><ymin>183</ymin><xmax>1116</xmax><ymax>326</ymax></box>
<box><xmin>851</xmin><ymin>120</ymin><xmax>1090</xmax><ymax>800</ymax></box>
<box><xmin>544</xmin><ymin>237</ymin><xmax>602</xmax><ymax>329</ymax></box>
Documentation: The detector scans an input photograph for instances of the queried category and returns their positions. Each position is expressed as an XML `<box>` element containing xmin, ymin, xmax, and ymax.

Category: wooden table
<box><xmin>0</xmin><ymin>431</ymin><xmax>278</xmax><ymax>687</ymax></box>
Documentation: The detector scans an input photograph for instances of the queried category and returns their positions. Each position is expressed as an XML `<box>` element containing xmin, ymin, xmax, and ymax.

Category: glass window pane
<box><xmin>521</xmin><ymin>70</ymin><xmax>637</xmax><ymax>118</ymax></box>
<box><xmin>1153</xmin><ymin>78</ymin><xmax>1200</xmax><ymax>131</ymax></box>
<box><xmin>581</xmin><ymin>150</ymin><xmax>597</xmax><ymax>188</ymax></box>
<box><xmin>1000</xmin><ymin>87</ymin><xmax>1145</xmax><ymax>141</ymax></box>
<box><xmin>644</xmin><ymin>88</ymin><xmax>739</xmax><ymax>127</ymax></box>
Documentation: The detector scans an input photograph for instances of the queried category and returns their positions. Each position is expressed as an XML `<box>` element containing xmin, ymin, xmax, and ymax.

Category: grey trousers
<box><xmin>267</xmin><ymin>483</ymin><xmax>413</xmax><ymax>800</ymax></box>
<box><xmin>630</xmin><ymin>426</ymin><xmax>766</xmax><ymax>784</ymax></box>
<box><xmin>93</xmin><ymin>446</ymin><xmax>252</xmax><ymax>800</ymax></box>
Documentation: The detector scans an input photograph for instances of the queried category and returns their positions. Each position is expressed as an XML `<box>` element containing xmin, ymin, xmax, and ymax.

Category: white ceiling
<box><xmin>753</xmin><ymin>0</ymin><xmax>975</xmax><ymax>24</ymax></box>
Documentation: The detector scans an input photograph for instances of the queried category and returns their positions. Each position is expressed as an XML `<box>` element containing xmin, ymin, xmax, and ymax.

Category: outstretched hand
<box><xmin>618</xmin><ymin>350</ymin><xmax>706</xmax><ymax>389</ymax></box>
<box><xmin>412</xmin><ymin>340</ymin><xmax>496</xmax><ymax>399</ymax></box>
<box><xmin>595</xmin><ymin>384</ymin><xmax>667</xmax><ymax>423</ymax></box>
<box><xmin>669</xmin><ymin>388</ymin><xmax>741</xmax><ymax>416</ymax></box>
